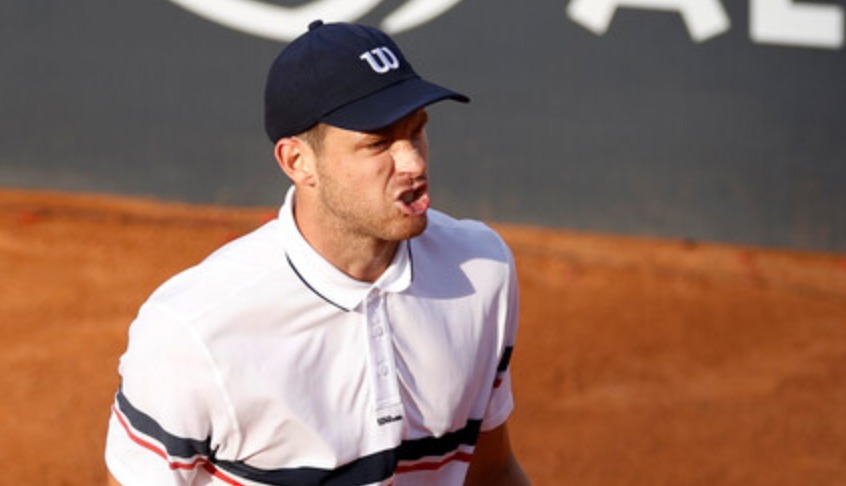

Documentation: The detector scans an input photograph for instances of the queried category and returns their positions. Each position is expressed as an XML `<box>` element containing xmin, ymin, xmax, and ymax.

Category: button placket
<box><xmin>365</xmin><ymin>290</ymin><xmax>401</xmax><ymax>414</ymax></box>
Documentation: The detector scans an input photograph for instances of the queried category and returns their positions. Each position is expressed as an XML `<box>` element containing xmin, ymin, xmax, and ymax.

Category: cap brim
<box><xmin>320</xmin><ymin>77</ymin><xmax>469</xmax><ymax>132</ymax></box>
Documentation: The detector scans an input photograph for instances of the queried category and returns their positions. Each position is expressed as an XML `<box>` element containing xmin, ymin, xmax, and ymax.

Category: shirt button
<box><xmin>373</xmin><ymin>326</ymin><xmax>384</xmax><ymax>337</ymax></box>
<box><xmin>378</xmin><ymin>365</ymin><xmax>389</xmax><ymax>377</ymax></box>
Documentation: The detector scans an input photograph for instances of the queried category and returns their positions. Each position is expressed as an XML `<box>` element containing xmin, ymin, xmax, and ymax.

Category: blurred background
<box><xmin>3</xmin><ymin>3</ymin><xmax>846</xmax><ymax>485</ymax></box>
<box><xmin>2</xmin><ymin>0</ymin><xmax>845</xmax><ymax>251</ymax></box>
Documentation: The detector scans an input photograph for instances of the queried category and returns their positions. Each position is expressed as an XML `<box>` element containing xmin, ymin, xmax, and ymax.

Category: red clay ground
<box><xmin>2</xmin><ymin>189</ymin><xmax>846</xmax><ymax>485</ymax></box>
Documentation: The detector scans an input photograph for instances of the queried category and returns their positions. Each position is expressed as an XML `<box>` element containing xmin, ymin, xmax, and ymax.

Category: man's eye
<box><xmin>368</xmin><ymin>139</ymin><xmax>390</xmax><ymax>149</ymax></box>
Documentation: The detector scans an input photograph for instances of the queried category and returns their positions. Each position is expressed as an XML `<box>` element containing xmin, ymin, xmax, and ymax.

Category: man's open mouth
<box><xmin>397</xmin><ymin>185</ymin><xmax>430</xmax><ymax>216</ymax></box>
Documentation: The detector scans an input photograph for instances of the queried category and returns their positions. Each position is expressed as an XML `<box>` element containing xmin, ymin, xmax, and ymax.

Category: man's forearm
<box><xmin>466</xmin><ymin>456</ymin><xmax>531</xmax><ymax>486</ymax></box>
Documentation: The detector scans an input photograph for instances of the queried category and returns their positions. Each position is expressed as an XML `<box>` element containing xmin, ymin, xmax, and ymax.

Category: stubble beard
<box><xmin>319</xmin><ymin>182</ymin><xmax>428</xmax><ymax>244</ymax></box>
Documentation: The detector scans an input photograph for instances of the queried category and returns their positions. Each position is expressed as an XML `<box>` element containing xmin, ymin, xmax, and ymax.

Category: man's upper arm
<box><xmin>105</xmin><ymin>304</ymin><xmax>218</xmax><ymax>485</ymax></box>
<box><xmin>466</xmin><ymin>422</ymin><xmax>531</xmax><ymax>485</ymax></box>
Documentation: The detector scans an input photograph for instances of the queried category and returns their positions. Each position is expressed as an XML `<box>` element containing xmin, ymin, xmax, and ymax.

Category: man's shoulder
<box><xmin>144</xmin><ymin>221</ymin><xmax>289</xmax><ymax>321</ymax></box>
<box><xmin>426</xmin><ymin>209</ymin><xmax>501</xmax><ymax>237</ymax></box>
<box><xmin>410</xmin><ymin>210</ymin><xmax>515</xmax><ymax>304</ymax></box>
<box><xmin>419</xmin><ymin>209</ymin><xmax>512</xmax><ymax>263</ymax></box>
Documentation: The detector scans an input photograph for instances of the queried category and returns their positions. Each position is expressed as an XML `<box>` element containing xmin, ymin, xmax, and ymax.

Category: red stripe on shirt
<box><xmin>395</xmin><ymin>450</ymin><xmax>473</xmax><ymax>474</ymax></box>
<box><xmin>203</xmin><ymin>462</ymin><xmax>246</xmax><ymax>486</ymax></box>
<box><xmin>112</xmin><ymin>405</ymin><xmax>243</xmax><ymax>485</ymax></box>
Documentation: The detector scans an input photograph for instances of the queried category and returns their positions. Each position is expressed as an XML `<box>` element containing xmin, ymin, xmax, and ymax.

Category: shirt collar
<box><xmin>278</xmin><ymin>187</ymin><xmax>412</xmax><ymax>311</ymax></box>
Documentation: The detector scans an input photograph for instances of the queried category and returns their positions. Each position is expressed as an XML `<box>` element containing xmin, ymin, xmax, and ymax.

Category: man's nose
<box><xmin>392</xmin><ymin>141</ymin><xmax>427</xmax><ymax>176</ymax></box>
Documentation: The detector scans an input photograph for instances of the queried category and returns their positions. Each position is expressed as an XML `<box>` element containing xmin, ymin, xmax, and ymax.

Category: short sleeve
<box><xmin>480</xmin><ymin>241</ymin><xmax>520</xmax><ymax>432</ymax></box>
<box><xmin>104</xmin><ymin>302</ymin><xmax>231</xmax><ymax>485</ymax></box>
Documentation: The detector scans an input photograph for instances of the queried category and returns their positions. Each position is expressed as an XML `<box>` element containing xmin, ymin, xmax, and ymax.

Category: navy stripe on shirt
<box><xmin>116</xmin><ymin>388</ymin><xmax>213</xmax><ymax>460</ymax></box>
<box><xmin>116</xmin><ymin>388</ymin><xmax>481</xmax><ymax>486</ymax></box>
<box><xmin>498</xmin><ymin>346</ymin><xmax>514</xmax><ymax>372</ymax></box>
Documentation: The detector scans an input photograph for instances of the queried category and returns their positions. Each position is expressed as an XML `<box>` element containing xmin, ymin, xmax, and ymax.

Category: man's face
<box><xmin>309</xmin><ymin>109</ymin><xmax>431</xmax><ymax>243</ymax></box>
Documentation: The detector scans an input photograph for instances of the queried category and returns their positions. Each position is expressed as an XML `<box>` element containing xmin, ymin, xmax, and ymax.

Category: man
<box><xmin>105</xmin><ymin>20</ymin><xmax>529</xmax><ymax>485</ymax></box>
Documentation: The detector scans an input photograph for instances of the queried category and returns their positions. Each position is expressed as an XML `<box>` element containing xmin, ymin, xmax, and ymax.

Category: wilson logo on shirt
<box><xmin>377</xmin><ymin>414</ymin><xmax>403</xmax><ymax>426</ymax></box>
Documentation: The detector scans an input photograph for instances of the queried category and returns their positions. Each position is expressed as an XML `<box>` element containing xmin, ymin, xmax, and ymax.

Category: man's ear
<box><xmin>274</xmin><ymin>137</ymin><xmax>317</xmax><ymax>186</ymax></box>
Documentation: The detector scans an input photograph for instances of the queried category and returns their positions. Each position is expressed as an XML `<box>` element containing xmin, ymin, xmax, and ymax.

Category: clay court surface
<box><xmin>2</xmin><ymin>189</ymin><xmax>846</xmax><ymax>485</ymax></box>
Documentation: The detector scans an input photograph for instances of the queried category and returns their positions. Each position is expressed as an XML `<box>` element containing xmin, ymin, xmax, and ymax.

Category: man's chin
<box><xmin>391</xmin><ymin>214</ymin><xmax>428</xmax><ymax>241</ymax></box>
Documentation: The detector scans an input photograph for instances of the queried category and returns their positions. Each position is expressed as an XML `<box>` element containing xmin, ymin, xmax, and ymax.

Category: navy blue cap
<box><xmin>264</xmin><ymin>20</ymin><xmax>469</xmax><ymax>142</ymax></box>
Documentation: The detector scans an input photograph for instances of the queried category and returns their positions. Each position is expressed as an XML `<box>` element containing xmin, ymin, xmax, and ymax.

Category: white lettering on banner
<box><xmin>165</xmin><ymin>0</ymin><xmax>844</xmax><ymax>50</ymax></box>
<box><xmin>566</xmin><ymin>0</ymin><xmax>731</xmax><ymax>42</ymax></box>
<box><xmin>164</xmin><ymin>0</ymin><xmax>465</xmax><ymax>42</ymax></box>
<box><xmin>382</xmin><ymin>0</ymin><xmax>464</xmax><ymax>33</ymax></box>
<box><xmin>360</xmin><ymin>47</ymin><xmax>401</xmax><ymax>73</ymax></box>
<box><xmin>751</xmin><ymin>0</ymin><xmax>844</xmax><ymax>49</ymax></box>
<box><xmin>567</xmin><ymin>0</ymin><xmax>844</xmax><ymax>49</ymax></box>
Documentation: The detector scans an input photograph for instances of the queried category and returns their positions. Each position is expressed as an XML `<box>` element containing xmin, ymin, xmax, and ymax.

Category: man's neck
<box><xmin>313</xmin><ymin>233</ymin><xmax>399</xmax><ymax>283</ymax></box>
<box><xmin>292</xmin><ymin>200</ymin><xmax>399</xmax><ymax>283</ymax></box>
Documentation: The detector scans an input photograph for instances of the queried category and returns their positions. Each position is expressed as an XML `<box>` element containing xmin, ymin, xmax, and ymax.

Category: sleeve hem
<box><xmin>480</xmin><ymin>394</ymin><xmax>514</xmax><ymax>432</ymax></box>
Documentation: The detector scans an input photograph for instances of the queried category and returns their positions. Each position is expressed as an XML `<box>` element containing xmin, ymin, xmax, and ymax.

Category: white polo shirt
<box><xmin>105</xmin><ymin>188</ymin><xmax>519</xmax><ymax>486</ymax></box>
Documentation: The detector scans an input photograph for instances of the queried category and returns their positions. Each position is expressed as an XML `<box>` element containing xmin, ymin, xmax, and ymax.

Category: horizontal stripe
<box><xmin>205</xmin><ymin>464</ymin><xmax>245</xmax><ymax>486</ymax></box>
<box><xmin>395</xmin><ymin>450</ymin><xmax>473</xmax><ymax>474</ymax></box>
<box><xmin>397</xmin><ymin>419</ymin><xmax>481</xmax><ymax>462</ymax></box>
<box><xmin>113</xmin><ymin>403</ymin><xmax>244</xmax><ymax>485</ymax></box>
<box><xmin>116</xmin><ymin>389</ymin><xmax>482</xmax><ymax>486</ymax></box>
<box><xmin>214</xmin><ymin>449</ymin><xmax>397</xmax><ymax>486</ymax></box>
<box><xmin>116</xmin><ymin>389</ymin><xmax>213</xmax><ymax>460</ymax></box>
<box><xmin>114</xmin><ymin>404</ymin><xmax>191</xmax><ymax>467</ymax></box>
<box><xmin>215</xmin><ymin>421</ymin><xmax>481</xmax><ymax>485</ymax></box>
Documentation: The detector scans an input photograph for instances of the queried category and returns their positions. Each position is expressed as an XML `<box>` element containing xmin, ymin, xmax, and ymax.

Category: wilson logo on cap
<box><xmin>360</xmin><ymin>47</ymin><xmax>400</xmax><ymax>74</ymax></box>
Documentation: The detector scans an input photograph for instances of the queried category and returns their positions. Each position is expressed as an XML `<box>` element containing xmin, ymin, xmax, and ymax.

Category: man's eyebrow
<box><xmin>364</xmin><ymin>110</ymin><xmax>429</xmax><ymax>139</ymax></box>
<box><xmin>394</xmin><ymin>110</ymin><xmax>430</xmax><ymax>134</ymax></box>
